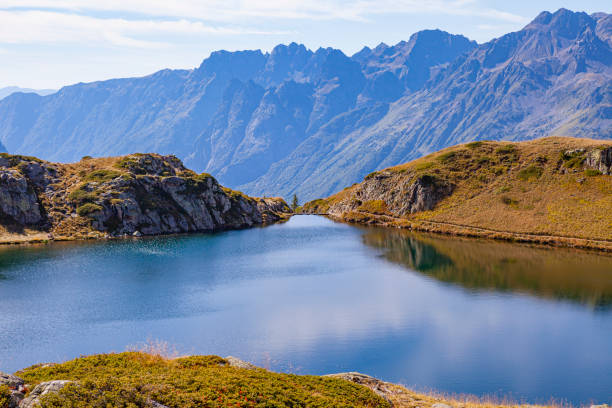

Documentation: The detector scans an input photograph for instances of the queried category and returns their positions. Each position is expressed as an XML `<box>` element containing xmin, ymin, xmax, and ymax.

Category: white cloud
<box><xmin>0</xmin><ymin>10</ymin><xmax>288</xmax><ymax>48</ymax></box>
<box><xmin>1</xmin><ymin>0</ymin><xmax>528</xmax><ymax>24</ymax></box>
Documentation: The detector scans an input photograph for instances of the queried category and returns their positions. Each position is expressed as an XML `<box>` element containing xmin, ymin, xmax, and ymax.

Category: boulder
<box><xmin>224</xmin><ymin>356</ymin><xmax>257</xmax><ymax>370</ymax></box>
<box><xmin>432</xmin><ymin>404</ymin><xmax>453</xmax><ymax>408</ymax></box>
<box><xmin>585</xmin><ymin>147</ymin><xmax>612</xmax><ymax>175</ymax></box>
<box><xmin>0</xmin><ymin>372</ymin><xmax>24</xmax><ymax>389</ymax></box>
<box><xmin>19</xmin><ymin>380</ymin><xmax>72</xmax><ymax>408</ymax></box>
<box><xmin>0</xmin><ymin>170</ymin><xmax>43</xmax><ymax>225</ymax></box>
<box><xmin>0</xmin><ymin>372</ymin><xmax>26</xmax><ymax>408</ymax></box>
<box><xmin>147</xmin><ymin>399</ymin><xmax>170</xmax><ymax>408</ymax></box>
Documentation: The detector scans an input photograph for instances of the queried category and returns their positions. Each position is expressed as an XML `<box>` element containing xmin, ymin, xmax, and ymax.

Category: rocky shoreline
<box><xmin>0</xmin><ymin>153</ymin><xmax>292</xmax><ymax>245</ymax></box>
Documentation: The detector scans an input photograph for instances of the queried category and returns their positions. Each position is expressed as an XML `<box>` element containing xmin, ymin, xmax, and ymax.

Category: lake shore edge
<box><xmin>304</xmin><ymin>213</ymin><xmax>612</xmax><ymax>253</ymax></box>
<box><xmin>2</xmin><ymin>352</ymin><xmax>581</xmax><ymax>408</ymax></box>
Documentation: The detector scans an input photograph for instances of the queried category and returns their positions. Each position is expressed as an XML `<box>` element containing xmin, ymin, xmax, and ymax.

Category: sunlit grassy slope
<box><xmin>302</xmin><ymin>137</ymin><xmax>612</xmax><ymax>250</ymax></box>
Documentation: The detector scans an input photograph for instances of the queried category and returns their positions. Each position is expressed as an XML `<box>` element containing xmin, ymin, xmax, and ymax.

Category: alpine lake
<box><xmin>0</xmin><ymin>216</ymin><xmax>610</xmax><ymax>405</ymax></box>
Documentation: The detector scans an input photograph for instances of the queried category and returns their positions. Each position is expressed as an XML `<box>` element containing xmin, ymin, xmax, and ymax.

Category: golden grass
<box><xmin>306</xmin><ymin>137</ymin><xmax>612</xmax><ymax>250</ymax></box>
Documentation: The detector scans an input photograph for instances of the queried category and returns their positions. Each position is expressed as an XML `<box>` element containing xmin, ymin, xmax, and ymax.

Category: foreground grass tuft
<box><xmin>16</xmin><ymin>352</ymin><xmax>390</xmax><ymax>408</ymax></box>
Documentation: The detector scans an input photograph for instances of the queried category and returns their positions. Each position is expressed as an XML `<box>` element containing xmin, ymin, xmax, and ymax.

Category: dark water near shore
<box><xmin>0</xmin><ymin>216</ymin><xmax>610</xmax><ymax>404</ymax></box>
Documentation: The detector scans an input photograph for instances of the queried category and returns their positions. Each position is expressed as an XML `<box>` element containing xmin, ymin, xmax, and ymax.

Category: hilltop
<box><xmin>0</xmin><ymin>352</ymin><xmax>557</xmax><ymax>408</ymax></box>
<box><xmin>0</xmin><ymin>153</ymin><xmax>290</xmax><ymax>244</ymax></box>
<box><xmin>0</xmin><ymin>9</ymin><xmax>610</xmax><ymax>200</ymax></box>
<box><xmin>301</xmin><ymin>137</ymin><xmax>612</xmax><ymax>251</ymax></box>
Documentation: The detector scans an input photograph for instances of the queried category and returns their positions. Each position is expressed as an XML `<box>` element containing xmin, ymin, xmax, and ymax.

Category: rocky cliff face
<box><xmin>0</xmin><ymin>153</ymin><xmax>290</xmax><ymax>241</ymax></box>
<box><xmin>306</xmin><ymin>171</ymin><xmax>454</xmax><ymax>218</ymax></box>
<box><xmin>585</xmin><ymin>147</ymin><xmax>612</xmax><ymax>174</ymax></box>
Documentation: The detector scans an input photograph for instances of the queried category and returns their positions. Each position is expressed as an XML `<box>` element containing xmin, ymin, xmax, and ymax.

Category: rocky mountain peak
<box><xmin>354</xmin><ymin>29</ymin><xmax>476</xmax><ymax>90</ymax></box>
<box><xmin>527</xmin><ymin>9</ymin><xmax>594</xmax><ymax>39</ymax></box>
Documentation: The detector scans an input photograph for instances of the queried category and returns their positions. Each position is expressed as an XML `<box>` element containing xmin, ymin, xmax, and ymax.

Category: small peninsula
<box><xmin>301</xmin><ymin>137</ymin><xmax>612</xmax><ymax>251</ymax></box>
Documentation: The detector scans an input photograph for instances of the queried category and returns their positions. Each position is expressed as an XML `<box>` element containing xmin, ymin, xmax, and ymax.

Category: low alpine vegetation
<box><xmin>16</xmin><ymin>352</ymin><xmax>389</xmax><ymax>408</ymax></box>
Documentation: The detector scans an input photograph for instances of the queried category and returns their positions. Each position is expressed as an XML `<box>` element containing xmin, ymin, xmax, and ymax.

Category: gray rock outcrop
<box><xmin>224</xmin><ymin>356</ymin><xmax>257</xmax><ymax>370</ymax></box>
<box><xmin>311</xmin><ymin>170</ymin><xmax>453</xmax><ymax>219</ymax></box>
<box><xmin>585</xmin><ymin>147</ymin><xmax>612</xmax><ymax>175</ymax></box>
<box><xmin>0</xmin><ymin>169</ymin><xmax>43</xmax><ymax>226</ymax></box>
<box><xmin>0</xmin><ymin>153</ymin><xmax>291</xmax><ymax>239</ymax></box>
<box><xmin>0</xmin><ymin>372</ymin><xmax>24</xmax><ymax>389</ymax></box>
<box><xmin>19</xmin><ymin>380</ymin><xmax>72</xmax><ymax>408</ymax></box>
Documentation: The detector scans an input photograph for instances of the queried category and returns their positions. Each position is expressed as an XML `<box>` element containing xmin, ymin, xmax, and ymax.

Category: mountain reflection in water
<box><xmin>361</xmin><ymin>228</ymin><xmax>612</xmax><ymax>310</ymax></box>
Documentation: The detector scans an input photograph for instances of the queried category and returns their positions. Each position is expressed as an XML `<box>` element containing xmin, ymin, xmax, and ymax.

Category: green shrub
<box><xmin>500</xmin><ymin>196</ymin><xmax>519</xmax><ymax>206</ymax></box>
<box><xmin>476</xmin><ymin>156</ymin><xmax>492</xmax><ymax>166</ymax></box>
<box><xmin>358</xmin><ymin>200</ymin><xmax>388</xmax><ymax>215</ymax></box>
<box><xmin>0</xmin><ymin>153</ymin><xmax>43</xmax><ymax>167</ymax></box>
<box><xmin>518</xmin><ymin>165</ymin><xmax>543</xmax><ymax>180</ymax></box>
<box><xmin>364</xmin><ymin>171</ymin><xmax>379</xmax><ymax>180</ymax></box>
<box><xmin>17</xmin><ymin>353</ymin><xmax>389</xmax><ymax>408</ymax></box>
<box><xmin>115</xmin><ymin>157</ymin><xmax>147</xmax><ymax>174</ymax></box>
<box><xmin>585</xmin><ymin>169</ymin><xmax>602</xmax><ymax>177</ymax></box>
<box><xmin>466</xmin><ymin>141</ymin><xmax>484</xmax><ymax>149</ymax></box>
<box><xmin>80</xmin><ymin>155</ymin><xmax>93</xmax><ymax>161</ymax></box>
<box><xmin>0</xmin><ymin>385</ymin><xmax>11</xmax><ymax>408</ymax></box>
<box><xmin>68</xmin><ymin>186</ymin><xmax>98</xmax><ymax>204</ymax></box>
<box><xmin>492</xmin><ymin>166</ymin><xmax>507</xmax><ymax>175</ymax></box>
<box><xmin>195</xmin><ymin>173</ymin><xmax>214</xmax><ymax>182</ymax></box>
<box><xmin>495</xmin><ymin>145</ymin><xmax>516</xmax><ymax>155</ymax></box>
<box><xmin>413</xmin><ymin>161</ymin><xmax>435</xmax><ymax>171</ymax></box>
<box><xmin>437</xmin><ymin>151</ymin><xmax>456</xmax><ymax>163</ymax></box>
<box><xmin>77</xmin><ymin>203</ymin><xmax>103</xmax><ymax>217</ymax></box>
<box><xmin>84</xmin><ymin>169</ymin><xmax>122</xmax><ymax>183</ymax></box>
<box><xmin>419</xmin><ymin>173</ymin><xmax>438</xmax><ymax>186</ymax></box>
<box><xmin>559</xmin><ymin>150</ymin><xmax>586</xmax><ymax>169</ymax></box>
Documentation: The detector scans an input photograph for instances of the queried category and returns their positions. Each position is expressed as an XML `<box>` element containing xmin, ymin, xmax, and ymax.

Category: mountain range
<box><xmin>0</xmin><ymin>86</ymin><xmax>55</xmax><ymax>100</ymax></box>
<box><xmin>0</xmin><ymin>8</ymin><xmax>610</xmax><ymax>200</ymax></box>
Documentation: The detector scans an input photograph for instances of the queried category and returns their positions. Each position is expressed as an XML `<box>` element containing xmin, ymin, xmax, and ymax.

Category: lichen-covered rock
<box><xmin>0</xmin><ymin>169</ymin><xmax>42</xmax><ymax>225</ymax></box>
<box><xmin>224</xmin><ymin>356</ymin><xmax>258</xmax><ymax>370</ymax></box>
<box><xmin>0</xmin><ymin>372</ymin><xmax>24</xmax><ymax>389</ymax></box>
<box><xmin>0</xmin><ymin>371</ymin><xmax>27</xmax><ymax>408</ymax></box>
<box><xmin>326</xmin><ymin>373</ymin><xmax>393</xmax><ymax>405</ymax></box>
<box><xmin>311</xmin><ymin>171</ymin><xmax>453</xmax><ymax>218</ymax></box>
<box><xmin>585</xmin><ymin>147</ymin><xmax>612</xmax><ymax>175</ymax></box>
<box><xmin>147</xmin><ymin>399</ymin><xmax>170</xmax><ymax>408</ymax></box>
<box><xmin>19</xmin><ymin>380</ymin><xmax>72</xmax><ymax>408</ymax></box>
<box><xmin>256</xmin><ymin>197</ymin><xmax>292</xmax><ymax>223</ymax></box>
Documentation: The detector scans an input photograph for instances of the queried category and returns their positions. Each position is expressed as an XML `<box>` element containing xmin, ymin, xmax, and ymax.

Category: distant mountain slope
<box><xmin>249</xmin><ymin>9</ymin><xmax>612</xmax><ymax>199</ymax></box>
<box><xmin>0</xmin><ymin>30</ymin><xmax>476</xmax><ymax>196</ymax></box>
<box><xmin>0</xmin><ymin>9</ymin><xmax>610</xmax><ymax>201</ymax></box>
<box><xmin>0</xmin><ymin>86</ymin><xmax>55</xmax><ymax>100</ymax></box>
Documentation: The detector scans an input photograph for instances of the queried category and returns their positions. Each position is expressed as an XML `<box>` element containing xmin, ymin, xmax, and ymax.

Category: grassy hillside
<box><xmin>302</xmin><ymin>137</ymin><xmax>612</xmax><ymax>251</ymax></box>
<box><xmin>2</xmin><ymin>352</ymin><xmax>558</xmax><ymax>408</ymax></box>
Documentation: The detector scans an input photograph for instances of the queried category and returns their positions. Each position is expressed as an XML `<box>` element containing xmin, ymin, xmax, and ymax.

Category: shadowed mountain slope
<box><xmin>0</xmin><ymin>9</ymin><xmax>609</xmax><ymax>200</ymax></box>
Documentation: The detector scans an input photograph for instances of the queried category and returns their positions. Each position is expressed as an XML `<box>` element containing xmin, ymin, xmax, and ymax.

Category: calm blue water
<box><xmin>0</xmin><ymin>216</ymin><xmax>610</xmax><ymax>405</ymax></box>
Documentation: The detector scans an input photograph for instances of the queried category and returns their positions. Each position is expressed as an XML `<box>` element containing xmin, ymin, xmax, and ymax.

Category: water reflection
<box><xmin>361</xmin><ymin>228</ymin><xmax>612</xmax><ymax>310</ymax></box>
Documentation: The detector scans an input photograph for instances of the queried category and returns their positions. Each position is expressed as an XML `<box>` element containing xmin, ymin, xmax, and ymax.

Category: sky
<box><xmin>0</xmin><ymin>0</ymin><xmax>610</xmax><ymax>89</ymax></box>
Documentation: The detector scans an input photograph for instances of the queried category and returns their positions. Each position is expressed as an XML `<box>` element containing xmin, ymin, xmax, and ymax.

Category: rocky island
<box><xmin>301</xmin><ymin>137</ymin><xmax>612</xmax><ymax>251</ymax></box>
<box><xmin>0</xmin><ymin>153</ymin><xmax>291</xmax><ymax>244</ymax></box>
